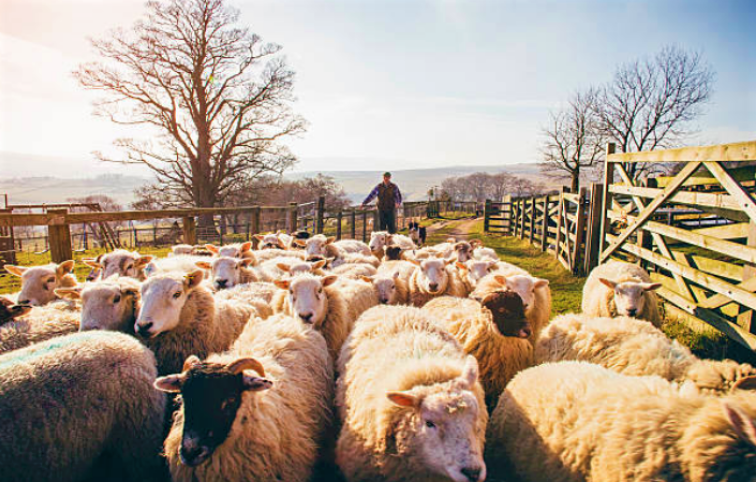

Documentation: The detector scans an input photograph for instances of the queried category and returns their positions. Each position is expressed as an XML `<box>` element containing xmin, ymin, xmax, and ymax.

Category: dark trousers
<box><xmin>379</xmin><ymin>209</ymin><xmax>396</xmax><ymax>234</ymax></box>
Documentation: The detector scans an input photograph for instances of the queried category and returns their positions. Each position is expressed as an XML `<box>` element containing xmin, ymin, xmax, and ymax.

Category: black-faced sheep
<box><xmin>0</xmin><ymin>331</ymin><xmax>166</xmax><ymax>482</ymax></box>
<box><xmin>486</xmin><ymin>361</ymin><xmax>756</xmax><ymax>482</ymax></box>
<box><xmin>156</xmin><ymin>314</ymin><xmax>332</xmax><ymax>482</ymax></box>
<box><xmin>336</xmin><ymin>305</ymin><xmax>488</xmax><ymax>482</ymax></box>
<box><xmin>582</xmin><ymin>260</ymin><xmax>662</xmax><ymax>326</ymax></box>
<box><xmin>5</xmin><ymin>260</ymin><xmax>77</xmax><ymax>306</ymax></box>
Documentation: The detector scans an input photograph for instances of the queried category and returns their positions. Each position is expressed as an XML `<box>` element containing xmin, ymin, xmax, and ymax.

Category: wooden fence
<box><xmin>485</xmin><ymin>139</ymin><xmax>756</xmax><ymax>352</ymax></box>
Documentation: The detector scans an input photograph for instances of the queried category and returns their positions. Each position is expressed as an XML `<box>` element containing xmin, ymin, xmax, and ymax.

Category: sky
<box><xmin>0</xmin><ymin>0</ymin><xmax>754</xmax><ymax>177</ymax></box>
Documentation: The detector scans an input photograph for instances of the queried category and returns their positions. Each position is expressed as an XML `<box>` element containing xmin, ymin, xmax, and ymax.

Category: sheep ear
<box><xmin>273</xmin><ymin>279</ymin><xmax>290</xmax><ymax>290</ymax></box>
<box><xmin>242</xmin><ymin>375</ymin><xmax>273</xmax><ymax>392</ymax></box>
<box><xmin>326</xmin><ymin>236</ymin><xmax>336</xmax><ymax>245</ymax></box>
<box><xmin>387</xmin><ymin>391</ymin><xmax>419</xmax><ymax>408</ymax></box>
<box><xmin>322</xmin><ymin>275</ymin><xmax>338</xmax><ymax>287</ymax></box>
<box><xmin>534</xmin><ymin>278</ymin><xmax>549</xmax><ymax>289</ymax></box>
<box><xmin>83</xmin><ymin>259</ymin><xmax>103</xmax><ymax>270</ymax></box>
<box><xmin>493</xmin><ymin>275</ymin><xmax>507</xmax><ymax>285</ymax></box>
<box><xmin>470</xmin><ymin>239</ymin><xmax>483</xmax><ymax>248</ymax></box>
<box><xmin>195</xmin><ymin>261</ymin><xmax>212</xmax><ymax>270</ymax></box>
<box><xmin>359</xmin><ymin>276</ymin><xmax>373</xmax><ymax>284</ymax></box>
<box><xmin>294</xmin><ymin>239</ymin><xmax>307</xmax><ymax>247</ymax></box>
<box><xmin>276</xmin><ymin>263</ymin><xmax>291</xmax><ymax>272</ymax></box>
<box><xmin>55</xmin><ymin>287</ymin><xmax>82</xmax><ymax>300</ymax></box>
<box><xmin>183</xmin><ymin>270</ymin><xmax>205</xmax><ymax>290</ymax></box>
<box><xmin>253</xmin><ymin>235</ymin><xmax>265</xmax><ymax>242</ymax></box>
<box><xmin>458</xmin><ymin>355</ymin><xmax>479</xmax><ymax>389</ymax></box>
<box><xmin>134</xmin><ymin>255</ymin><xmax>154</xmax><ymax>268</ymax></box>
<box><xmin>392</xmin><ymin>271</ymin><xmax>400</xmax><ymax>280</ymax></box>
<box><xmin>154</xmin><ymin>373</ymin><xmax>187</xmax><ymax>393</ymax></box>
<box><xmin>57</xmin><ymin>260</ymin><xmax>75</xmax><ymax>276</ymax></box>
<box><xmin>455</xmin><ymin>262</ymin><xmax>468</xmax><ymax>272</ymax></box>
<box><xmin>240</xmin><ymin>242</ymin><xmax>253</xmax><ymax>252</ymax></box>
<box><xmin>723</xmin><ymin>403</ymin><xmax>756</xmax><ymax>447</ymax></box>
<box><xmin>205</xmin><ymin>244</ymin><xmax>220</xmax><ymax>254</ymax></box>
<box><xmin>642</xmin><ymin>282</ymin><xmax>662</xmax><ymax>292</ymax></box>
<box><xmin>4</xmin><ymin>265</ymin><xmax>27</xmax><ymax>277</ymax></box>
<box><xmin>733</xmin><ymin>376</ymin><xmax>756</xmax><ymax>392</ymax></box>
<box><xmin>313</xmin><ymin>260</ymin><xmax>327</xmax><ymax>270</ymax></box>
<box><xmin>276</xmin><ymin>238</ymin><xmax>287</xmax><ymax>249</ymax></box>
<box><xmin>228</xmin><ymin>357</ymin><xmax>265</xmax><ymax>377</ymax></box>
<box><xmin>237</xmin><ymin>258</ymin><xmax>253</xmax><ymax>268</ymax></box>
<box><xmin>599</xmin><ymin>278</ymin><xmax>617</xmax><ymax>289</ymax></box>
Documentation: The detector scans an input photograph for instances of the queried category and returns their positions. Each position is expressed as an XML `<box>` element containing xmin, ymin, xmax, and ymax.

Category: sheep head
<box><xmin>154</xmin><ymin>355</ymin><xmax>272</xmax><ymax>467</ymax></box>
<box><xmin>385</xmin><ymin>356</ymin><xmax>486</xmax><ymax>482</ymax></box>
<box><xmin>201</xmin><ymin>256</ymin><xmax>254</xmax><ymax>290</ymax></box>
<box><xmin>414</xmin><ymin>258</ymin><xmax>453</xmax><ymax>295</ymax></box>
<box><xmin>135</xmin><ymin>270</ymin><xmax>205</xmax><ymax>338</ymax></box>
<box><xmin>362</xmin><ymin>271</ymin><xmax>401</xmax><ymax>304</ymax></box>
<box><xmin>599</xmin><ymin>277</ymin><xmax>661</xmax><ymax>318</ymax></box>
<box><xmin>480</xmin><ymin>290</ymin><xmax>531</xmax><ymax>338</ymax></box>
<box><xmin>456</xmin><ymin>260</ymin><xmax>497</xmax><ymax>288</ymax></box>
<box><xmin>453</xmin><ymin>242</ymin><xmax>473</xmax><ymax>263</ymax></box>
<box><xmin>369</xmin><ymin>231</ymin><xmax>390</xmax><ymax>253</ymax></box>
<box><xmin>273</xmin><ymin>274</ymin><xmax>338</xmax><ymax>326</ymax></box>
<box><xmin>59</xmin><ymin>276</ymin><xmax>141</xmax><ymax>332</ymax></box>
<box><xmin>6</xmin><ymin>260</ymin><xmax>75</xmax><ymax>306</ymax></box>
<box><xmin>493</xmin><ymin>274</ymin><xmax>548</xmax><ymax>314</ymax></box>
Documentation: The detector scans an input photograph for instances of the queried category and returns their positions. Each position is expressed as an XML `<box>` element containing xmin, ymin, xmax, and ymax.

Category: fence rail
<box><xmin>484</xmin><ymin>139</ymin><xmax>756</xmax><ymax>352</ymax></box>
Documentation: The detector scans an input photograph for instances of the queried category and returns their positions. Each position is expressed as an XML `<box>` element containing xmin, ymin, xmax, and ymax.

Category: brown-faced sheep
<box><xmin>582</xmin><ymin>260</ymin><xmax>662</xmax><ymax>326</ymax></box>
<box><xmin>535</xmin><ymin>313</ymin><xmax>756</xmax><ymax>395</ymax></box>
<box><xmin>5</xmin><ymin>260</ymin><xmax>77</xmax><ymax>306</ymax></box>
<box><xmin>336</xmin><ymin>305</ymin><xmax>488</xmax><ymax>482</ymax></box>
<box><xmin>156</xmin><ymin>314</ymin><xmax>332</xmax><ymax>482</ymax></box>
<box><xmin>424</xmin><ymin>293</ymin><xmax>533</xmax><ymax>410</ymax></box>
<box><xmin>135</xmin><ymin>270</ymin><xmax>253</xmax><ymax>374</ymax></box>
<box><xmin>486</xmin><ymin>361</ymin><xmax>756</xmax><ymax>482</ymax></box>
<box><xmin>408</xmin><ymin>258</ymin><xmax>468</xmax><ymax>307</ymax></box>
<box><xmin>0</xmin><ymin>331</ymin><xmax>166</xmax><ymax>482</ymax></box>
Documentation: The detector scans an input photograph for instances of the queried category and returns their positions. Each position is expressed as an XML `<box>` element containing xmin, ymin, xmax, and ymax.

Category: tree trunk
<box><xmin>571</xmin><ymin>170</ymin><xmax>580</xmax><ymax>193</ymax></box>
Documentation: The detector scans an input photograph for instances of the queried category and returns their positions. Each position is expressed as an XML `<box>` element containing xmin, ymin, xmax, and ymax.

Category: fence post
<box><xmin>529</xmin><ymin>197</ymin><xmax>535</xmax><ymax>244</ymax></box>
<box><xmin>573</xmin><ymin>187</ymin><xmax>588</xmax><ymax>275</ymax></box>
<box><xmin>541</xmin><ymin>196</ymin><xmax>549</xmax><ymax>251</ymax></box>
<box><xmin>47</xmin><ymin>209</ymin><xmax>73</xmax><ymax>263</ymax></box>
<box><xmin>350</xmin><ymin>210</ymin><xmax>356</xmax><ymax>240</ymax></box>
<box><xmin>288</xmin><ymin>202</ymin><xmax>298</xmax><ymax>233</ymax></box>
<box><xmin>316</xmin><ymin>196</ymin><xmax>325</xmax><ymax>234</ymax></box>
<box><xmin>373</xmin><ymin>209</ymin><xmax>380</xmax><ymax>232</ymax></box>
<box><xmin>519</xmin><ymin>199</ymin><xmax>526</xmax><ymax>239</ymax></box>
<box><xmin>584</xmin><ymin>183</ymin><xmax>603</xmax><ymax>274</ymax></box>
<box><xmin>484</xmin><ymin>200</ymin><xmax>491</xmax><ymax>232</ymax></box>
<box><xmin>362</xmin><ymin>211</ymin><xmax>368</xmax><ymax>242</ymax></box>
<box><xmin>502</xmin><ymin>195</ymin><xmax>511</xmax><ymax>235</ymax></box>
<box><xmin>250</xmin><ymin>207</ymin><xmax>261</xmax><ymax>248</ymax></box>
<box><xmin>182</xmin><ymin>216</ymin><xmax>197</xmax><ymax>245</ymax></box>
<box><xmin>555</xmin><ymin>189</ymin><xmax>565</xmax><ymax>262</ymax></box>
<box><xmin>336</xmin><ymin>211</ymin><xmax>343</xmax><ymax>240</ymax></box>
<box><xmin>598</xmin><ymin>143</ymin><xmax>616</xmax><ymax>262</ymax></box>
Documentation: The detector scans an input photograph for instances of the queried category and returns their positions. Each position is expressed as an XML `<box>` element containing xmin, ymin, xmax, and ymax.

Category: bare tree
<box><xmin>75</xmin><ymin>0</ymin><xmax>305</xmax><ymax>230</ymax></box>
<box><xmin>540</xmin><ymin>88</ymin><xmax>605</xmax><ymax>192</ymax></box>
<box><xmin>596</xmin><ymin>45</ymin><xmax>714</xmax><ymax>180</ymax></box>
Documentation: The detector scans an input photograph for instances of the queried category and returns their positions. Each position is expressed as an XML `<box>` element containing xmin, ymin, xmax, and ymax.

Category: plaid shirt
<box><xmin>363</xmin><ymin>182</ymin><xmax>402</xmax><ymax>207</ymax></box>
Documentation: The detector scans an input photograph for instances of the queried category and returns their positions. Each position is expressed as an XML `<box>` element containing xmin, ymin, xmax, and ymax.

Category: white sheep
<box><xmin>171</xmin><ymin>244</ymin><xmax>196</xmax><ymax>256</ymax></box>
<box><xmin>255</xmin><ymin>258</ymin><xmax>326</xmax><ymax>281</ymax></box>
<box><xmin>455</xmin><ymin>259</ymin><xmax>498</xmax><ymax>292</ymax></box>
<box><xmin>195</xmin><ymin>256</ymin><xmax>258</xmax><ymax>290</ymax></box>
<box><xmin>213</xmin><ymin>282</ymin><xmax>275</xmax><ymax>319</ymax></box>
<box><xmin>0</xmin><ymin>331</ymin><xmax>166</xmax><ymax>482</ymax></box>
<box><xmin>252</xmin><ymin>248</ymin><xmax>305</xmax><ymax>263</ymax></box>
<box><xmin>205</xmin><ymin>241</ymin><xmax>255</xmax><ymax>259</ymax></box>
<box><xmin>336</xmin><ymin>305</ymin><xmax>488</xmax><ymax>482</ymax></box>
<box><xmin>407</xmin><ymin>257</ymin><xmax>468</xmax><ymax>307</ymax></box>
<box><xmin>331</xmin><ymin>263</ymin><xmax>378</xmax><ymax>279</ymax></box>
<box><xmin>0</xmin><ymin>301</ymin><xmax>80</xmax><ymax>354</ymax></box>
<box><xmin>254</xmin><ymin>233</ymin><xmax>293</xmax><ymax>250</ymax></box>
<box><xmin>135</xmin><ymin>270</ymin><xmax>253</xmax><ymax>374</ymax></box>
<box><xmin>330</xmin><ymin>251</ymin><xmax>381</xmax><ymax>269</ymax></box>
<box><xmin>297</xmin><ymin>234</ymin><xmax>371</xmax><ymax>260</ymax></box>
<box><xmin>55</xmin><ymin>276</ymin><xmax>141</xmax><ymax>332</ymax></box>
<box><xmin>368</xmin><ymin>231</ymin><xmax>416</xmax><ymax>257</ymax></box>
<box><xmin>470</xmin><ymin>240</ymin><xmax>498</xmax><ymax>262</ymax></box>
<box><xmin>471</xmin><ymin>273</ymin><xmax>551</xmax><ymax>341</ymax></box>
<box><xmin>360</xmin><ymin>271</ymin><xmax>410</xmax><ymax>305</ymax></box>
<box><xmin>535</xmin><ymin>313</ymin><xmax>756</xmax><ymax>394</ymax></box>
<box><xmin>5</xmin><ymin>260</ymin><xmax>77</xmax><ymax>306</ymax></box>
<box><xmin>424</xmin><ymin>293</ymin><xmax>533</xmax><ymax>410</ymax></box>
<box><xmin>486</xmin><ymin>361</ymin><xmax>756</xmax><ymax>482</ymax></box>
<box><xmin>144</xmin><ymin>254</ymin><xmax>218</xmax><ymax>278</ymax></box>
<box><xmin>156</xmin><ymin>313</ymin><xmax>332</xmax><ymax>482</ymax></box>
<box><xmin>582</xmin><ymin>260</ymin><xmax>662</xmax><ymax>326</ymax></box>
<box><xmin>83</xmin><ymin>249</ymin><xmax>153</xmax><ymax>281</ymax></box>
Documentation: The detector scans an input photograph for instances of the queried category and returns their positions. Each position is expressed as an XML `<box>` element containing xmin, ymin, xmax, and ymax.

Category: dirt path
<box><xmin>425</xmin><ymin>217</ymin><xmax>481</xmax><ymax>238</ymax></box>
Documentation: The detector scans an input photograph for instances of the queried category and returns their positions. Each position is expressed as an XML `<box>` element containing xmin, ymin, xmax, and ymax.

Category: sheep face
<box><xmin>302</xmin><ymin>235</ymin><xmax>335</xmax><ymax>260</ymax></box>
<box><xmin>136</xmin><ymin>271</ymin><xmax>204</xmax><ymax>338</ymax></box>
<box><xmin>494</xmin><ymin>274</ymin><xmax>548</xmax><ymax>313</ymax></box>
<box><xmin>172</xmin><ymin>244</ymin><xmax>195</xmax><ymax>256</ymax></box>
<box><xmin>454</xmin><ymin>242</ymin><xmax>473</xmax><ymax>263</ymax></box>
<box><xmin>366</xmin><ymin>272</ymin><xmax>400</xmax><ymax>304</ymax></box>
<box><xmin>599</xmin><ymin>278</ymin><xmax>661</xmax><ymax>318</ymax></box>
<box><xmin>285</xmin><ymin>260</ymin><xmax>326</xmax><ymax>277</ymax></box>
<box><xmin>0</xmin><ymin>296</ymin><xmax>32</xmax><ymax>324</ymax></box>
<box><xmin>6</xmin><ymin>260</ymin><xmax>75</xmax><ymax>306</ymax></box>
<box><xmin>386</xmin><ymin>357</ymin><xmax>486</xmax><ymax>482</ymax></box>
<box><xmin>458</xmin><ymin>260</ymin><xmax>496</xmax><ymax>288</ymax></box>
<box><xmin>416</xmin><ymin>259</ymin><xmax>452</xmax><ymax>295</ymax></box>
<box><xmin>481</xmin><ymin>290</ymin><xmax>531</xmax><ymax>338</ymax></box>
<box><xmin>92</xmin><ymin>250</ymin><xmax>154</xmax><ymax>280</ymax></box>
<box><xmin>369</xmin><ymin>232</ymin><xmax>389</xmax><ymax>253</ymax></box>
<box><xmin>58</xmin><ymin>278</ymin><xmax>140</xmax><ymax>332</ymax></box>
<box><xmin>274</xmin><ymin>274</ymin><xmax>338</xmax><ymax>326</ymax></box>
<box><xmin>254</xmin><ymin>234</ymin><xmax>286</xmax><ymax>250</ymax></box>
<box><xmin>155</xmin><ymin>356</ymin><xmax>272</xmax><ymax>467</ymax></box>
<box><xmin>204</xmin><ymin>257</ymin><xmax>254</xmax><ymax>290</ymax></box>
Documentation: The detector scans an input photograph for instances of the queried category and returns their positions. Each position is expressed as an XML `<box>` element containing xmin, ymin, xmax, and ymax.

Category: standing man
<box><xmin>361</xmin><ymin>172</ymin><xmax>402</xmax><ymax>234</ymax></box>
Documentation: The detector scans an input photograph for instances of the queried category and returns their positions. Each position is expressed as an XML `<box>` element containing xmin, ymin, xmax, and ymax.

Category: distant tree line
<box><xmin>438</xmin><ymin>172</ymin><xmax>552</xmax><ymax>202</ymax></box>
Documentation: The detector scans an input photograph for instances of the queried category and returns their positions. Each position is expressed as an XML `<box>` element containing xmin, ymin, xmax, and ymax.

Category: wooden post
<box><xmin>373</xmin><ymin>209</ymin><xmax>380</xmax><ymax>232</ymax></box>
<box><xmin>519</xmin><ymin>199</ymin><xmax>526</xmax><ymax>240</ymax></box>
<box><xmin>529</xmin><ymin>197</ymin><xmax>536</xmax><ymax>244</ymax></box>
<box><xmin>598</xmin><ymin>143</ymin><xmax>616</xmax><ymax>260</ymax></box>
<box><xmin>288</xmin><ymin>202</ymin><xmax>298</xmax><ymax>233</ymax></box>
<box><xmin>738</xmin><ymin>222</ymin><xmax>756</xmax><ymax>332</ymax></box>
<box><xmin>250</xmin><ymin>207</ymin><xmax>261</xmax><ymax>248</ymax></box>
<box><xmin>584</xmin><ymin>183</ymin><xmax>604</xmax><ymax>275</ymax></box>
<box><xmin>541</xmin><ymin>196</ymin><xmax>549</xmax><ymax>251</ymax></box>
<box><xmin>362</xmin><ymin>211</ymin><xmax>368</xmax><ymax>242</ymax></box>
<box><xmin>336</xmin><ymin>211</ymin><xmax>343</xmax><ymax>240</ymax></box>
<box><xmin>484</xmin><ymin>199</ymin><xmax>491</xmax><ymax>232</ymax></box>
<box><xmin>47</xmin><ymin>209</ymin><xmax>73</xmax><ymax>263</ymax></box>
<box><xmin>555</xmin><ymin>188</ymin><xmax>566</xmax><ymax>262</ymax></box>
<box><xmin>350</xmin><ymin>210</ymin><xmax>356</xmax><ymax>240</ymax></box>
<box><xmin>316</xmin><ymin>196</ymin><xmax>325</xmax><ymax>234</ymax></box>
<box><xmin>573</xmin><ymin>187</ymin><xmax>588</xmax><ymax>275</ymax></box>
<box><xmin>182</xmin><ymin>216</ymin><xmax>197</xmax><ymax>245</ymax></box>
<box><xmin>502</xmin><ymin>195</ymin><xmax>511</xmax><ymax>235</ymax></box>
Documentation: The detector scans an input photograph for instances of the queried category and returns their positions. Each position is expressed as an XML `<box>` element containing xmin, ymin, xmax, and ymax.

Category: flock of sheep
<box><xmin>0</xmin><ymin>228</ymin><xmax>755</xmax><ymax>482</ymax></box>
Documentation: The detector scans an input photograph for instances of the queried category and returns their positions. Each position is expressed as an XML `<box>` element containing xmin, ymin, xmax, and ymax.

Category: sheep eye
<box><xmin>425</xmin><ymin>420</ymin><xmax>436</xmax><ymax>429</ymax></box>
<box><xmin>113</xmin><ymin>294</ymin><xmax>121</xmax><ymax>304</ymax></box>
<box><xmin>235</xmin><ymin>265</ymin><xmax>239</xmax><ymax>270</ymax></box>
<box><xmin>318</xmin><ymin>288</ymin><xmax>323</xmax><ymax>295</ymax></box>
<box><xmin>173</xmin><ymin>291</ymin><xmax>182</xmax><ymax>299</ymax></box>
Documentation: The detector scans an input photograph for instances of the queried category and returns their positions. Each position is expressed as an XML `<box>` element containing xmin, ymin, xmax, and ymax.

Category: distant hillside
<box><xmin>0</xmin><ymin>162</ymin><xmax>559</xmax><ymax>207</ymax></box>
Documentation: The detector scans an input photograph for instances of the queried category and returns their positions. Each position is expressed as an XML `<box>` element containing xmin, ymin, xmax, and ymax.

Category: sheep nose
<box><xmin>17</xmin><ymin>299</ymin><xmax>30</xmax><ymax>306</ymax></box>
<box><xmin>215</xmin><ymin>278</ymin><xmax>228</xmax><ymax>289</ymax></box>
<box><xmin>461</xmin><ymin>466</ymin><xmax>482</xmax><ymax>482</ymax></box>
<box><xmin>180</xmin><ymin>439</ymin><xmax>210</xmax><ymax>467</ymax></box>
<box><xmin>300</xmin><ymin>313</ymin><xmax>313</xmax><ymax>323</ymax></box>
<box><xmin>519</xmin><ymin>326</ymin><xmax>533</xmax><ymax>339</ymax></box>
<box><xmin>429</xmin><ymin>283</ymin><xmax>439</xmax><ymax>291</ymax></box>
<box><xmin>380</xmin><ymin>297</ymin><xmax>389</xmax><ymax>304</ymax></box>
<box><xmin>627</xmin><ymin>308</ymin><xmax>638</xmax><ymax>317</ymax></box>
<box><xmin>136</xmin><ymin>321</ymin><xmax>153</xmax><ymax>337</ymax></box>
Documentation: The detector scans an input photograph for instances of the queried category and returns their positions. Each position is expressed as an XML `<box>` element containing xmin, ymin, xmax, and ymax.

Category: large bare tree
<box><xmin>596</xmin><ymin>45</ymin><xmax>714</xmax><ymax>180</ymax></box>
<box><xmin>540</xmin><ymin>88</ymin><xmax>606</xmax><ymax>192</ymax></box>
<box><xmin>75</xmin><ymin>0</ymin><xmax>305</xmax><ymax>228</ymax></box>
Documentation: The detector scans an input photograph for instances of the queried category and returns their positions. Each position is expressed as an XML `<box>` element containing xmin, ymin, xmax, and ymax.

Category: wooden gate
<box><xmin>484</xmin><ymin>198</ymin><xmax>513</xmax><ymax>234</ymax></box>
<box><xmin>599</xmin><ymin>140</ymin><xmax>756</xmax><ymax>351</ymax></box>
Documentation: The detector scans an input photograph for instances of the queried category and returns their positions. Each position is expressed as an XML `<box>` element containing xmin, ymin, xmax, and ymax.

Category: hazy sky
<box><xmin>0</xmin><ymin>0</ymin><xmax>754</xmax><ymax>177</ymax></box>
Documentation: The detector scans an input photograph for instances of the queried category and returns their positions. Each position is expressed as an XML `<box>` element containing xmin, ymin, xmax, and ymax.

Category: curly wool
<box><xmin>0</xmin><ymin>301</ymin><xmax>80</xmax><ymax>354</ymax></box>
